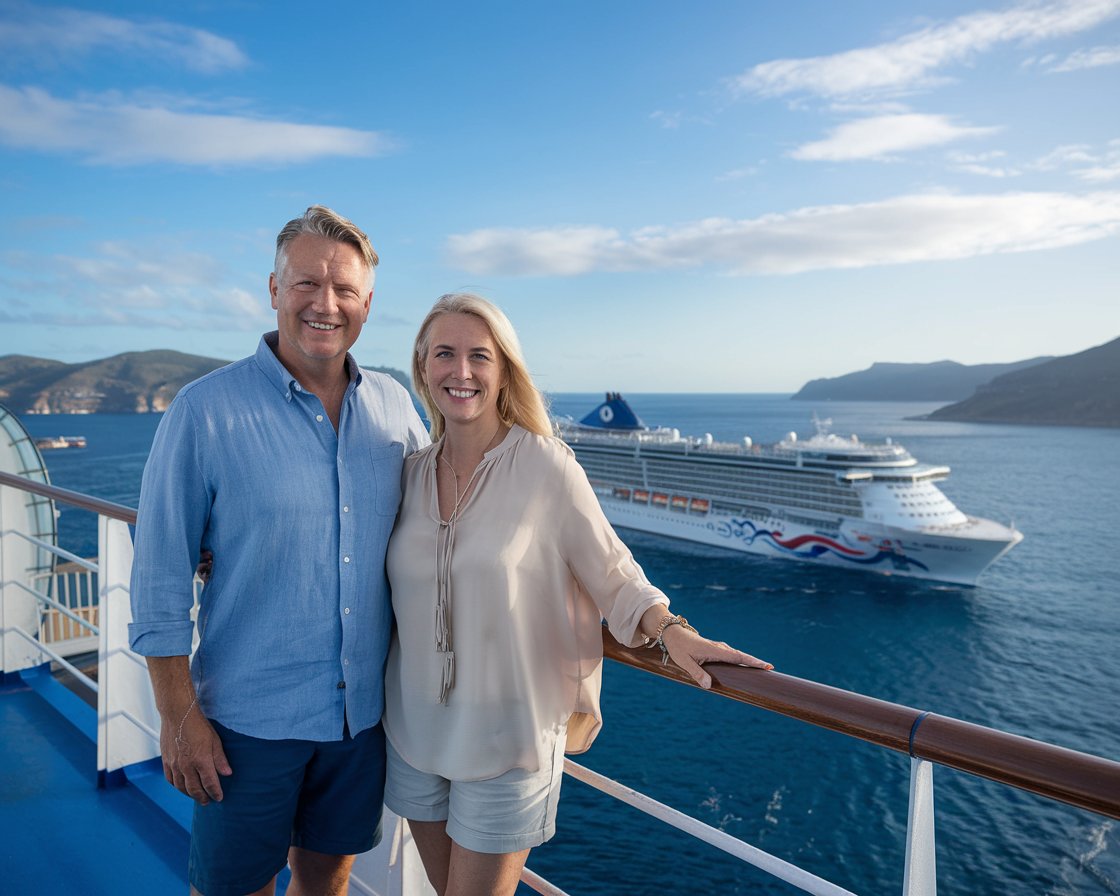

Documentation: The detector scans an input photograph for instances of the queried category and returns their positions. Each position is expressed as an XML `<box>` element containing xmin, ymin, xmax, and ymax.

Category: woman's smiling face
<box><xmin>423</xmin><ymin>312</ymin><xmax>506</xmax><ymax>433</ymax></box>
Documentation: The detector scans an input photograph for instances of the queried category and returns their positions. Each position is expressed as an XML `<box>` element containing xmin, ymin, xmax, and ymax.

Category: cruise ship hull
<box><xmin>593</xmin><ymin>492</ymin><xmax>1021</xmax><ymax>587</ymax></box>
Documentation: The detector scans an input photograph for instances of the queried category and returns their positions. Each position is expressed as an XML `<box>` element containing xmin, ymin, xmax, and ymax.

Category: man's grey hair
<box><xmin>274</xmin><ymin>205</ymin><xmax>378</xmax><ymax>291</ymax></box>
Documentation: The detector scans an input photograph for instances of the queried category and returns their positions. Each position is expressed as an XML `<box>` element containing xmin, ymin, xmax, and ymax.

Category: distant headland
<box><xmin>0</xmin><ymin>350</ymin><xmax>412</xmax><ymax>415</ymax></box>
<box><xmin>792</xmin><ymin>336</ymin><xmax>1120</xmax><ymax>428</ymax></box>
<box><xmin>5</xmin><ymin>337</ymin><xmax>1118</xmax><ymax>428</ymax></box>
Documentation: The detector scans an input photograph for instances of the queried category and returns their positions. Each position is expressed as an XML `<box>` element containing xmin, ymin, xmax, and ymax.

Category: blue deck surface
<box><xmin>0</xmin><ymin>671</ymin><xmax>190</xmax><ymax>895</ymax></box>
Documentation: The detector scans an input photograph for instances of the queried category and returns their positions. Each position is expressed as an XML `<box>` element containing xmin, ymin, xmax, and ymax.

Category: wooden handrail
<box><xmin>603</xmin><ymin>632</ymin><xmax>1120</xmax><ymax>820</ymax></box>
<box><xmin>3</xmin><ymin>471</ymin><xmax>1116</xmax><ymax>821</ymax></box>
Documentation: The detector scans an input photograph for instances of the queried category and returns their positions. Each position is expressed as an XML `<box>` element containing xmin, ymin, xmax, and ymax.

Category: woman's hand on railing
<box><xmin>661</xmin><ymin>623</ymin><xmax>773</xmax><ymax>690</ymax></box>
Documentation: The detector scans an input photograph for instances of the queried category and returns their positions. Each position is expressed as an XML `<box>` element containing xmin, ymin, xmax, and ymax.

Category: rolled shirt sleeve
<box><xmin>129</xmin><ymin>396</ymin><xmax>212</xmax><ymax>657</ymax></box>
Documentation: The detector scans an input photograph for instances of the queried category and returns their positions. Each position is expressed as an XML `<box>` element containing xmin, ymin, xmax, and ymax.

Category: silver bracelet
<box><xmin>174</xmin><ymin>695</ymin><xmax>199</xmax><ymax>753</ymax></box>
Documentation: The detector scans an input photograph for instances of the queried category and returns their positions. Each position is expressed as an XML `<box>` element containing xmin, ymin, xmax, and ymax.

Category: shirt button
<box><xmin>343</xmin><ymin>658</ymin><xmax>350</xmax><ymax>666</ymax></box>
<box><xmin>343</xmin><ymin>556</ymin><xmax>351</xmax><ymax>563</ymax></box>
<box><xmin>344</xmin><ymin>607</ymin><xmax>351</xmax><ymax>615</ymax></box>
<box><xmin>294</xmin><ymin>384</ymin><xmax>302</xmax><ymax>392</ymax></box>
<box><xmin>337</xmin><ymin>681</ymin><xmax>346</xmax><ymax>689</ymax></box>
<box><xmin>343</xmin><ymin>506</ymin><xmax>350</xmax><ymax>513</ymax></box>
<box><xmin>316</xmin><ymin>414</ymin><xmax>324</xmax><ymax>422</ymax></box>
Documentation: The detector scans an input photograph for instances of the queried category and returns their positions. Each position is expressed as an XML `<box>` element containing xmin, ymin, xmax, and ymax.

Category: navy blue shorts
<box><xmin>188</xmin><ymin>720</ymin><xmax>386</xmax><ymax>896</ymax></box>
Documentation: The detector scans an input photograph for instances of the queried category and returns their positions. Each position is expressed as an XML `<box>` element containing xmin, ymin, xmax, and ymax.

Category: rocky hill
<box><xmin>792</xmin><ymin>357</ymin><xmax>1051</xmax><ymax>401</ymax></box>
<box><xmin>926</xmin><ymin>336</ymin><xmax>1120</xmax><ymax>427</ymax></box>
<box><xmin>0</xmin><ymin>350</ymin><xmax>412</xmax><ymax>414</ymax></box>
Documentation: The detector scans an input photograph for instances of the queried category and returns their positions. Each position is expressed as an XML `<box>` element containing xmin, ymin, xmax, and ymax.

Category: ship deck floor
<box><xmin>0</xmin><ymin>669</ymin><xmax>189</xmax><ymax>895</ymax></box>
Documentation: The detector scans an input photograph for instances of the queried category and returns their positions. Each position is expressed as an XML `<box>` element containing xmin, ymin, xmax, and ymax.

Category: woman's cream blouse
<box><xmin>383</xmin><ymin>425</ymin><xmax>669</xmax><ymax>781</ymax></box>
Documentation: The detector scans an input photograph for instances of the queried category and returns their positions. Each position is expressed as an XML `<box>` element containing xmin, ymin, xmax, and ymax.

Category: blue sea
<box><xmin>19</xmin><ymin>395</ymin><xmax>1120</xmax><ymax>895</ymax></box>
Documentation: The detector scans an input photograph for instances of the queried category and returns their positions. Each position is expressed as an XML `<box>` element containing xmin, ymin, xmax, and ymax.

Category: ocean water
<box><xmin>19</xmin><ymin>395</ymin><xmax>1120</xmax><ymax>895</ymax></box>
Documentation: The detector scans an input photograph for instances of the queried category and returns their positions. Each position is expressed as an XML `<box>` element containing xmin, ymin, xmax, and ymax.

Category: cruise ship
<box><xmin>557</xmin><ymin>394</ymin><xmax>1023</xmax><ymax>585</ymax></box>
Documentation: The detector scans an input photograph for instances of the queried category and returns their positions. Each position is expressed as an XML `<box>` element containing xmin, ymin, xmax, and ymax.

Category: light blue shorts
<box><xmin>384</xmin><ymin>731</ymin><xmax>566</xmax><ymax>854</ymax></box>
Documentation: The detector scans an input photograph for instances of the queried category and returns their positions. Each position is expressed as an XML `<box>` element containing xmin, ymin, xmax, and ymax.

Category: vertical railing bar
<box><xmin>902</xmin><ymin>757</ymin><xmax>937</xmax><ymax>896</ymax></box>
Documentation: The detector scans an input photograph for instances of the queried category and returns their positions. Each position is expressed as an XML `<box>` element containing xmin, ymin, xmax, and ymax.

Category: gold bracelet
<box><xmin>646</xmin><ymin>613</ymin><xmax>676</xmax><ymax>646</ymax></box>
<box><xmin>654</xmin><ymin>615</ymin><xmax>698</xmax><ymax>665</ymax></box>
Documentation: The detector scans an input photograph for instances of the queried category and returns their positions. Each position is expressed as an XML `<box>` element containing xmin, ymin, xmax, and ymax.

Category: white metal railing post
<box><xmin>97</xmin><ymin>514</ymin><xmax>161</xmax><ymax>774</ymax></box>
<box><xmin>902</xmin><ymin>757</ymin><xmax>937</xmax><ymax>896</ymax></box>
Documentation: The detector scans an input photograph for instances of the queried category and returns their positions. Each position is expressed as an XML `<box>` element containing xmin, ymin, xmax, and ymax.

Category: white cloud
<box><xmin>1028</xmin><ymin>140</ymin><xmax>1120</xmax><ymax>180</ymax></box>
<box><xmin>650</xmin><ymin>109</ymin><xmax>684</xmax><ymax>129</ymax></box>
<box><xmin>717</xmin><ymin>166</ymin><xmax>761</xmax><ymax>181</ymax></box>
<box><xmin>0</xmin><ymin>239</ymin><xmax>273</xmax><ymax>330</ymax></box>
<box><xmin>1067</xmin><ymin>139</ymin><xmax>1120</xmax><ymax>182</ymax></box>
<box><xmin>948</xmin><ymin>150</ymin><xmax>1021</xmax><ymax>178</ymax></box>
<box><xmin>1048</xmin><ymin>44</ymin><xmax>1120</xmax><ymax>71</ymax></box>
<box><xmin>447</xmin><ymin>226</ymin><xmax>626</xmax><ymax>277</ymax></box>
<box><xmin>1032</xmin><ymin>143</ymin><xmax>1098</xmax><ymax>168</ymax></box>
<box><xmin>730</xmin><ymin>0</ymin><xmax>1120</xmax><ymax>98</ymax></box>
<box><xmin>446</xmin><ymin>191</ymin><xmax>1120</xmax><ymax>277</ymax></box>
<box><xmin>0</xmin><ymin>3</ymin><xmax>247</xmax><ymax>73</ymax></box>
<box><xmin>791</xmin><ymin>113</ymin><xmax>998</xmax><ymax>161</ymax></box>
<box><xmin>0</xmin><ymin>85</ymin><xmax>393</xmax><ymax>165</ymax></box>
<box><xmin>949</xmin><ymin>140</ymin><xmax>1120</xmax><ymax>180</ymax></box>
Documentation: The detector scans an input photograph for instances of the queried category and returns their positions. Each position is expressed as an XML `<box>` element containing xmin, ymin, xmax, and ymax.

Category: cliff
<box><xmin>792</xmin><ymin>358</ymin><xmax>1050</xmax><ymax>401</ymax></box>
<box><xmin>0</xmin><ymin>350</ymin><xmax>413</xmax><ymax>414</ymax></box>
<box><xmin>926</xmin><ymin>336</ymin><xmax>1120</xmax><ymax>427</ymax></box>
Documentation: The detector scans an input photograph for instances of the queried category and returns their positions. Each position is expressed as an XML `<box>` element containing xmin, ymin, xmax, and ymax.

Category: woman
<box><xmin>383</xmin><ymin>294</ymin><xmax>771</xmax><ymax>896</ymax></box>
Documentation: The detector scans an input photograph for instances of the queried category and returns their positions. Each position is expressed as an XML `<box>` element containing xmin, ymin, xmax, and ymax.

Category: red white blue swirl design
<box><xmin>713</xmin><ymin>519</ymin><xmax>929</xmax><ymax>572</ymax></box>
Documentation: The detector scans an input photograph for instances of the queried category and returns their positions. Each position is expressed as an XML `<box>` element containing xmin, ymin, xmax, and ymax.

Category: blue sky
<box><xmin>1</xmin><ymin>0</ymin><xmax>1118</xmax><ymax>392</ymax></box>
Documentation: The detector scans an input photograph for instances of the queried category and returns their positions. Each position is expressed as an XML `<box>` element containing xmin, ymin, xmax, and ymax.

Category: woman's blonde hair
<box><xmin>413</xmin><ymin>293</ymin><xmax>553</xmax><ymax>441</ymax></box>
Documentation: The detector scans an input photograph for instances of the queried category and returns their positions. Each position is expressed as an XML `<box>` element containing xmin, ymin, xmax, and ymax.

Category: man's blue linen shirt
<box><xmin>129</xmin><ymin>333</ymin><xmax>429</xmax><ymax>742</ymax></box>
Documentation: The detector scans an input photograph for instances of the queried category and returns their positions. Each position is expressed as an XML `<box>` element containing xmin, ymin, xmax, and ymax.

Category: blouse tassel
<box><xmin>435</xmin><ymin>518</ymin><xmax>456</xmax><ymax>704</ymax></box>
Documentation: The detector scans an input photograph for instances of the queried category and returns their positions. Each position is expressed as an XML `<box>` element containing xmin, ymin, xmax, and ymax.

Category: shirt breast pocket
<box><xmin>369</xmin><ymin>443</ymin><xmax>404</xmax><ymax>516</ymax></box>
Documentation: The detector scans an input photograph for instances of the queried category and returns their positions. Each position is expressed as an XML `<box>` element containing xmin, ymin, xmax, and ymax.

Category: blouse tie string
<box><xmin>434</xmin><ymin>455</ymin><xmax>484</xmax><ymax>705</ymax></box>
<box><xmin>435</xmin><ymin>514</ymin><xmax>457</xmax><ymax>704</ymax></box>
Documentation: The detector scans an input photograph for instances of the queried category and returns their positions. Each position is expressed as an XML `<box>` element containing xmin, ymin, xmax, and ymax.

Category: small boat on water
<box><xmin>556</xmin><ymin>393</ymin><xmax>1023</xmax><ymax>585</ymax></box>
<box><xmin>33</xmin><ymin>436</ymin><xmax>87</xmax><ymax>450</ymax></box>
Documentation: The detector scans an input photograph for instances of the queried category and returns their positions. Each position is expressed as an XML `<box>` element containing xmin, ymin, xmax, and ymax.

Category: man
<box><xmin>129</xmin><ymin>206</ymin><xmax>428</xmax><ymax>896</ymax></box>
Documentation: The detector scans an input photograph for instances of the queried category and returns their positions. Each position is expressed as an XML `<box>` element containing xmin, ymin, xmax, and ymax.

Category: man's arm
<box><xmin>129</xmin><ymin>396</ymin><xmax>230</xmax><ymax>802</ymax></box>
<box><xmin>146</xmin><ymin>656</ymin><xmax>231</xmax><ymax>804</ymax></box>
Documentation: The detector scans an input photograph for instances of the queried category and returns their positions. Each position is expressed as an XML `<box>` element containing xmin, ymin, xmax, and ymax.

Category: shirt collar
<box><xmin>255</xmin><ymin>331</ymin><xmax>363</xmax><ymax>401</ymax></box>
